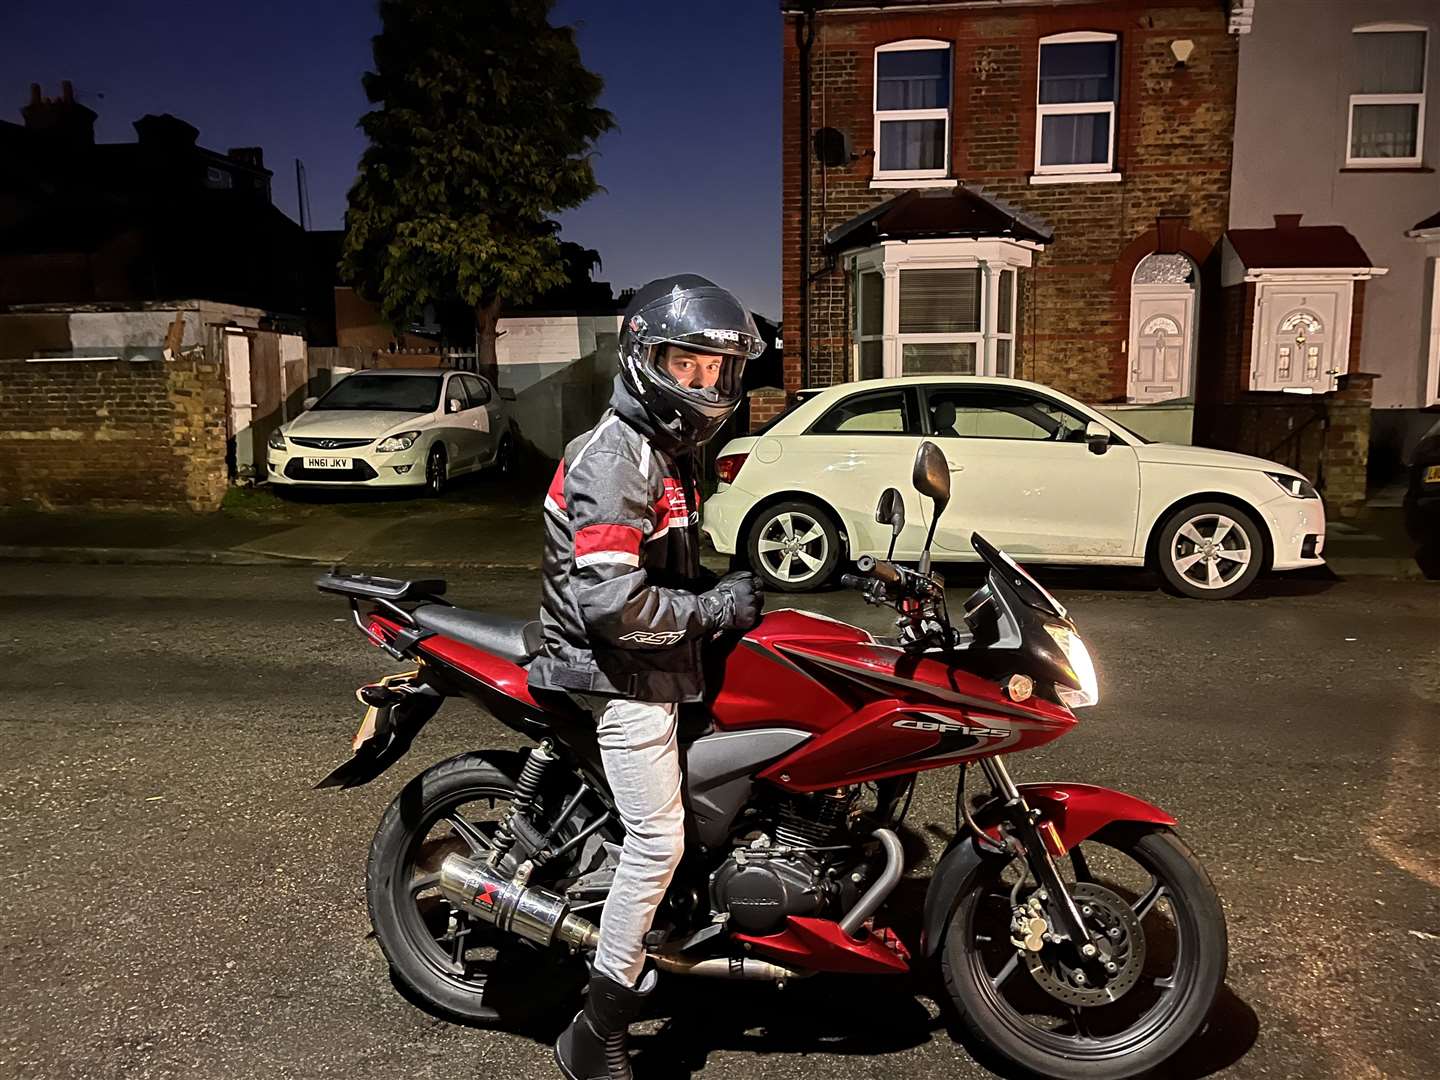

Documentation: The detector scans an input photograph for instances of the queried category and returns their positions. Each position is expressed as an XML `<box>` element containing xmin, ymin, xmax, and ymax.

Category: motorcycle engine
<box><xmin>711</xmin><ymin>788</ymin><xmax>860</xmax><ymax>935</ymax></box>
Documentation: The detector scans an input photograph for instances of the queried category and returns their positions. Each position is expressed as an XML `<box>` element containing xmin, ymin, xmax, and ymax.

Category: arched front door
<box><xmin>1128</xmin><ymin>253</ymin><xmax>1198</xmax><ymax>403</ymax></box>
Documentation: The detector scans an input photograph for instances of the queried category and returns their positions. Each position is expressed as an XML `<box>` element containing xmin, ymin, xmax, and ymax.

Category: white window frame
<box><xmin>846</xmin><ymin>239</ymin><xmax>1037</xmax><ymax>380</ymax></box>
<box><xmin>1346</xmin><ymin>23</ymin><xmax>1428</xmax><ymax>168</ymax></box>
<box><xmin>852</xmin><ymin>256</ymin><xmax>886</xmax><ymax>380</ymax></box>
<box><xmin>873</xmin><ymin>39</ymin><xmax>952</xmax><ymax>181</ymax></box>
<box><xmin>1034</xmin><ymin>31</ymin><xmax>1120</xmax><ymax>178</ymax></box>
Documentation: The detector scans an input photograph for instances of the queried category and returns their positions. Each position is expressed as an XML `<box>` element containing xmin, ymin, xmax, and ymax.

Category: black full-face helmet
<box><xmin>618</xmin><ymin>275</ymin><xmax>765</xmax><ymax>447</ymax></box>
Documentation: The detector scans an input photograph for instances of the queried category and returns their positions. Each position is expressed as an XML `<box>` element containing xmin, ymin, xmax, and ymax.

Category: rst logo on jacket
<box><xmin>619</xmin><ymin>629</ymin><xmax>687</xmax><ymax>646</ymax></box>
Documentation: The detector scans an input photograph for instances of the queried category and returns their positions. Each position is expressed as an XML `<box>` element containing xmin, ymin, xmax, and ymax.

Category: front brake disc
<box><xmin>1021</xmin><ymin>882</ymin><xmax>1147</xmax><ymax>1007</ymax></box>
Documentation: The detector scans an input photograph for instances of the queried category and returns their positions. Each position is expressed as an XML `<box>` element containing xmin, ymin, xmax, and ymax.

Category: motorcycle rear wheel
<box><xmin>941</xmin><ymin>824</ymin><xmax>1227</xmax><ymax>1080</ymax></box>
<box><xmin>366</xmin><ymin>751</ymin><xmax>587</xmax><ymax>1026</ymax></box>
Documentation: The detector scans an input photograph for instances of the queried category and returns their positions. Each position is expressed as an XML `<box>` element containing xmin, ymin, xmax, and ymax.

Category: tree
<box><xmin>341</xmin><ymin>0</ymin><xmax>614</xmax><ymax>379</ymax></box>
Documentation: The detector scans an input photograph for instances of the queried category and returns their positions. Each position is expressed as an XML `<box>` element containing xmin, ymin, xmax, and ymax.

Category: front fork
<box><xmin>979</xmin><ymin>757</ymin><xmax>1095</xmax><ymax>951</ymax></box>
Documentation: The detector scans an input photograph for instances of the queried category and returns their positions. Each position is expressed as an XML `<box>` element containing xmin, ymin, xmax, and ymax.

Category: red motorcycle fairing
<box><xmin>708</xmin><ymin>610</ymin><xmax>1076</xmax><ymax>793</ymax></box>
<box><xmin>734</xmin><ymin>916</ymin><xmax>911</xmax><ymax>976</ymax></box>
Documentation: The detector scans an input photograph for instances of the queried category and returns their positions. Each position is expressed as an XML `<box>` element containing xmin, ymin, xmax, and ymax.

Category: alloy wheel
<box><xmin>1169</xmin><ymin>513</ymin><xmax>1251</xmax><ymax>591</ymax></box>
<box><xmin>756</xmin><ymin>510</ymin><xmax>830</xmax><ymax>585</ymax></box>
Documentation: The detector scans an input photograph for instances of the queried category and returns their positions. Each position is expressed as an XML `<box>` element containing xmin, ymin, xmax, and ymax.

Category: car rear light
<box><xmin>715</xmin><ymin>453</ymin><xmax>749</xmax><ymax>485</ymax></box>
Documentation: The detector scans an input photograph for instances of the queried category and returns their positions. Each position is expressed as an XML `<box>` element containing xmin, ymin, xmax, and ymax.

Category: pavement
<box><xmin>0</xmin><ymin>565</ymin><xmax>1436</xmax><ymax>1080</ymax></box>
<box><xmin>0</xmin><ymin>474</ymin><xmax>1430</xmax><ymax>582</ymax></box>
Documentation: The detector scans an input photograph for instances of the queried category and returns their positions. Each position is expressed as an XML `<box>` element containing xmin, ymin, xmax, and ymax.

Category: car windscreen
<box><xmin>315</xmin><ymin>375</ymin><xmax>441</xmax><ymax>412</ymax></box>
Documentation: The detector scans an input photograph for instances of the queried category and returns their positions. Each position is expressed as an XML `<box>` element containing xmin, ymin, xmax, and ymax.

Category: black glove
<box><xmin>702</xmin><ymin>571</ymin><xmax>764</xmax><ymax>632</ymax></box>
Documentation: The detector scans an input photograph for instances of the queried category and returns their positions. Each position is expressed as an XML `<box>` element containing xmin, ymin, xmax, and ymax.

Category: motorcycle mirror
<box><xmin>912</xmin><ymin>441</ymin><xmax>950</xmax><ymax>574</ymax></box>
<box><xmin>875</xmin><ymin>487</ymin><xmax>904</xmax><ymax>559</ymax></box>
<box><xmin>1086</xmin><ymin>420</ymin><xmax>1111</xmax><ymax>456</ymax></box>
<box><xmin>912</xmin><ymin>441</ymin><xmax>951</xmax><ymax>511</ymax></box>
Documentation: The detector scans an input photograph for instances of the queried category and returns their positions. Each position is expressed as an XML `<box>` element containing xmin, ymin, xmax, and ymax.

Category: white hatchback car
<box><xmin>266</xmin><ymin>368</ymin><xmax>515</xmax><ymax>494</ymax></box>
<box><xmin>705</xmin><ymin>376</ymin><xmax>1326</xmax><ymax>599</ymax></box>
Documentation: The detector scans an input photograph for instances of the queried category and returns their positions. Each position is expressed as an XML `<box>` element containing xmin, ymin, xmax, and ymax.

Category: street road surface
<box><xmin>0</xmin><ymin>564</ymin><xmax>1436</xmax><ymax>1079</ymax></box>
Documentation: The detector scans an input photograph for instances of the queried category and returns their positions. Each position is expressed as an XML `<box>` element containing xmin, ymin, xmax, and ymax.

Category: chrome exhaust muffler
<box><xmin>438</xmin><ymin>853</ymin><xmax>599</xmax><ymax>952</ymax></box>
<box><xmin>438</xmin><ymin>853</ymin><xmax>809</xmax><ymax>983</ymax></box>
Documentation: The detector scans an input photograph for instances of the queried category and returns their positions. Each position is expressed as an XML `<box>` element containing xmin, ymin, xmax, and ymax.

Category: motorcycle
<box><xmin>316</xmin><ymin>441</ymin><xmax>1226</xmax><ymax>1079</ymax></box>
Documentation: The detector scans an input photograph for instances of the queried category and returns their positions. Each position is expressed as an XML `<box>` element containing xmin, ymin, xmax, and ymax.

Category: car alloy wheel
<box><xmin>1155</xmin><ymin>501</ymin><xmax>1264</xmax><ymax>600</ymax></box>
<box><xmin>1170</xmin><ymin>513</ymin><xmax>1250</xmax><ymax>590</ymax></box>
<box><xmin>752</xmin><ymin>506</ymin><xmax>833</xmax><ymax>589</ymax></box>
<box><xmin>426</xmin><ymin>446</ymin><xmax>448</xmax><ymax>496</ymax></box>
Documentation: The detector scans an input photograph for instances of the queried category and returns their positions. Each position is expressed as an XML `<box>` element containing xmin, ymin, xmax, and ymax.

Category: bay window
<box><xmin>848</xmin><ymin>241</ymin><xmax>1031</xmax><ymax>381</ymax></box>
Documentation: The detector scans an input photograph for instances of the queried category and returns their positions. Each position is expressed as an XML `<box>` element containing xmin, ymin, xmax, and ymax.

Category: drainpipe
<box><xmin>797</xmin><ymin>5</ymin><xmax>816</xmax><ymax>391</ymax></box>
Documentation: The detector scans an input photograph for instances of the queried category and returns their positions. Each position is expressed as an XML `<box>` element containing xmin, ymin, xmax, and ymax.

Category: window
<box><xmin>996</xmin><ymin>269</ymin><xmax>1016</xmax><ymax>377</ymax></box>
<box><xmin>315</xmin><ymin>375</ymin><xmax>442</xmax><ymax>413</ymax></box>
<box><xmin>205</xmin><ymin>165</ymin><xmax>234</xmax><ymax>190</ymax></box>
<box><xmin>445</xmin><ymin>376</ymin><xmax>470</xmax><ymax>411</ymax></box>
<box><xmin>856</xmin><ymin>269</ymin><xmax>885</xmax><ymax>379</ymax></box>
<box><xmin>1035</xmin><ymin>33</ymin><xmax>1119</xmax><ymax>175</ymax></box>
<box><xmin>460</xmin><ymin>374</ymin><xmax>491</xmax><ymax>405</ymax></box>
<box><xmin>1348</xmin><ymin>26</ymin><xmax>1428</xmax><ymax>166</ymax></box>
<box><xmin>923</xmin><ymin>387</ymin><xmax>1089</xmax><ymax>442</ymax></box>
<box><xmin>874</xmin><ymin>41</ymin><xmax>951</xmax><ymax>179</ymax></box>
<box><xmin>810</xmin><ymin>389</ymin><xmax>916</xmax><ymax>435</ymax></box>
<box><xmin>899</xmin><ymin>268</ymin><xmax>980</xmax><ymax>375</ymax></box>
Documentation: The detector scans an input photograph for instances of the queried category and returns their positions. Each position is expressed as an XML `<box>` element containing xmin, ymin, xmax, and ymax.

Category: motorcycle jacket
<box><xmin>528</xmin><ymin>376</ymin><xmax>719</xmax><ymax>704</ymax></box>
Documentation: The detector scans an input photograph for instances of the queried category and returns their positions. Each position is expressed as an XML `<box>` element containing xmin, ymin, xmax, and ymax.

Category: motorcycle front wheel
<box><xmin>941</xmin><ymin>824</ymin><xmax>1227</xmax><ymax>1080</ymax></box>
<box><xmin>366</xmin><ymin>750</ymin><xmax>587</xmax><ymax>1026</ymax></box>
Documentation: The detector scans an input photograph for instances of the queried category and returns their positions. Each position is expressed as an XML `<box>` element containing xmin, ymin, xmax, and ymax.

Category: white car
<box><xmin>704</xmin><ymin>376</ymin><xmax>1326</xmax><ymax>600</ymax></box>
<box><xmin>266</xmin><ymin>368</ymin><xmax>515</xmax><ymax>494</ymax></box>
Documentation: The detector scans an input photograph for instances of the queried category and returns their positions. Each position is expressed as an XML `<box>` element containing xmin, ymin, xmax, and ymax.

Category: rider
<box><xmin>528</xmin><ymin>275</ymin><xmax>767</xmax><ymax>1080</ymax></box>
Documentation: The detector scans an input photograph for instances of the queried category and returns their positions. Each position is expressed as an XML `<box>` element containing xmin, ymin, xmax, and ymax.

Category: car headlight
<box><xmin>376</xmin><ymin>430</ymin><xmax>422</xmax><ymax>453</ymax></box>
<box><xmin>1045</xmin><ymin>624</ymin><xmax>1099</xmax><ymax>708</ymax></box>
<box><xmin>267</xmin><ymin>429</ymin><xmax>286</xmax><ymax>451</ymax></box>
<box><xmin>1266</xmin><ymin>472</ymin><xmax>1319</xmax><ymax>500</ymax></box>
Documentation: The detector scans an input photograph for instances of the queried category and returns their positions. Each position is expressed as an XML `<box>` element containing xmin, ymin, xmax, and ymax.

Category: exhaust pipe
<box><xmin>651</xmin><ymin>954</ymin><xmax>808</xmax><ymax>981</ymax></box>
<box><xmin>438</xmin><ymin>854</ymin><xmax>598</xmax><ymax>952</ymax></box>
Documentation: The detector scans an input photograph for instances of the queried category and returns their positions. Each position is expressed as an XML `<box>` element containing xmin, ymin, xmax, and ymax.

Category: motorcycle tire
<box><xmin>940</xmin><ymin>824</ymin><xmax>1227</xmax><ymax>1080</ymax></box>
<box><xmin>366</xmin><ymin>750</ymin><xmax>586</xmax><ymax>1026</ymax></box>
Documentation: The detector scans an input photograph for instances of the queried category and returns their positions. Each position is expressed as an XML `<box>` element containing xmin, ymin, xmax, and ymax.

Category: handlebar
<box><xmin>855</xmin><ymin>555</ymin><xmax>903</xmax><ymax>586</ymax></box>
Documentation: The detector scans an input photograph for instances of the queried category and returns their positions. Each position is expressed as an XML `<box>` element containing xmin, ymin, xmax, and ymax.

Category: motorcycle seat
<box><xmin>412</xmin><ymin>605</ymin><xmax>544</xmax><ymax>666</ymax></box>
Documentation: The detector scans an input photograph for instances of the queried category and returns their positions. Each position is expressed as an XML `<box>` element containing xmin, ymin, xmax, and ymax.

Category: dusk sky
<box><xmin>1</xmin><ymin>1</ymin><xmax>783</xmax><ymax>317</ymax></box>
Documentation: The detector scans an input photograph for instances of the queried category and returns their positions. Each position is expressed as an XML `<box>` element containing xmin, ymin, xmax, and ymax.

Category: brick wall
<box><xmin>748</xmin><ymin>386</ymin><xmax>789</xmax><ymax>432</ymax></box>
<box><xmin>0</xmin><ymin>355</ymin><xmax>229</xmax><ymax>511</ymax></box>
<box><xmin>783</xmin><ymin>0</ymin><xmax>1238</xmax><ymax>401</ymax></box>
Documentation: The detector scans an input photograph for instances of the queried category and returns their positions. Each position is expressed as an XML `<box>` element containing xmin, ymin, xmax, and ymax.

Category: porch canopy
<box><xmin>824</xmin><ymin>186</ymin><xmax>1053</xmax><ymax>255</ymax></box>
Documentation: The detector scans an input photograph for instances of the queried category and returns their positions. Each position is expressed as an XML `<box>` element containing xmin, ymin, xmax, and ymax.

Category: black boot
<box><xmin>554</xmin><ymin>969</ymin><xmax>655</xmax><ymax>1080</ymax></box>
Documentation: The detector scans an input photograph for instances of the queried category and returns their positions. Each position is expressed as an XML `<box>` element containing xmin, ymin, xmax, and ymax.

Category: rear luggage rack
<box><xmin>315</xmin><ymin>569</ymin><xmax>449</xmax><ymax>603</ymax></box>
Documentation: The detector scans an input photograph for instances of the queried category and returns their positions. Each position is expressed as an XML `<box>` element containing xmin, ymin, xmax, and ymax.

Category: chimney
<box><xmin>227</xmin><ymin>146</ymin><xmax>266</xmax><ymax>171</ymax></box>
<box><xmin>133</xmin><ymin>113</ymin><xmax>200</xmax><ymax>148</ymax></box>
<box><xmin>21</xmin><ymin>81</ymin><xmax>97</xmax><ymax>147</ymax></box>
<box><xmin>1273</xmin><ymin>214</ymin><xmax>1304</xmax><ymax>230</ymax></box>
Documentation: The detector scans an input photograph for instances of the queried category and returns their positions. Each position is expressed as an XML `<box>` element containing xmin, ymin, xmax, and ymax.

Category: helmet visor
<box><xmin>651</xmin><ymin>346</ymin><xmax>747</xmax><ymax>404</ymax></box>
<box><xmin>628</xmin><ymin>284</ymin><xmax>767</xmax><ymax>361</ymax></box>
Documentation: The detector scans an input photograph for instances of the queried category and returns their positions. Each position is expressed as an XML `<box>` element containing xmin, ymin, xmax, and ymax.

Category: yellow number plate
<box><xmin>1425</xmin><ymin>465</ymin><xmax>1440</xmax><ymax>484</ymax></box>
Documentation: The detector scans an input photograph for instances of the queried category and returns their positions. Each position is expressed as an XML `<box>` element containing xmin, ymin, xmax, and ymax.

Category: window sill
<box><xmin>1339</xmin><ymin>165</ymin><xmax>1433</xmax><ymax>173</ymax></box>
<box><xmin>1029</xmin><ymin>172</ymin><xmax>1123</xmax><ymax>185</ymax></box>
<box><xmin>870</xmin><ymin>178</ymin><xmax>959</xmax><ymax>190</ymax></box>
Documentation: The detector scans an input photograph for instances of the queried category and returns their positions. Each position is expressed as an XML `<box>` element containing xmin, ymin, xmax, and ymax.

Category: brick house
<box><xmin>782</xmin><ymin>0</ymin><xmax>1249</xmax><ymax>434</ymax></box>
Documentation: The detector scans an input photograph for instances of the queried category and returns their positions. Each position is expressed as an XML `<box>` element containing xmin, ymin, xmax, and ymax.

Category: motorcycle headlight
<box><xmin>1045</xmin><ymin>624</ymin><xmax>1099</xmax><ymax>708</ymax></box>
<box><xmin>1266</xmin><ymin>472</ymin><xmax>1319</xmax><ymax>500</ymax></box>
<box><xmin>376</xmin><ymin>430</ymin><xmax>422</xmax><ymax>453</ymax></box>
<box><xmin>267</xmin><ymin>428</ymin><xmax>286</xmax><ymax>451</ymax></box>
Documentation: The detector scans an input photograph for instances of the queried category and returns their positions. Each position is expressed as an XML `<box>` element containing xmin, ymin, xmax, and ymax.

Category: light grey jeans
<box><xmin>574</xmin><ymin>694</ymin><xmax>686</xmax><ymax>988</ymax></box>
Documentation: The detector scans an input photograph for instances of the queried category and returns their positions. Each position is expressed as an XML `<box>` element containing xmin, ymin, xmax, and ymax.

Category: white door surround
<box><xmin>1128</xmin><ymin>254</ymin><xmax>1198</xmax><ymax>403</ymax></box>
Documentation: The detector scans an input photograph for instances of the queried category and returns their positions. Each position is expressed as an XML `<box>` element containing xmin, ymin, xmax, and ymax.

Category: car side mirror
<box><xmin>1086</xmin><ymin>420</ymin><xmax>1111</xmax><ymax>456</ymax></box>
<box><xmin>447</xmin><ymin>397</ymin><xmax>464</xmax><ymax>414</ymax></box>
<box><xmin>302</xmin><ymin>396</ymin><xmax>318</xmax><ymax>411</ymax></box>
